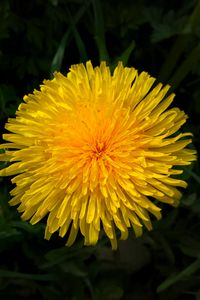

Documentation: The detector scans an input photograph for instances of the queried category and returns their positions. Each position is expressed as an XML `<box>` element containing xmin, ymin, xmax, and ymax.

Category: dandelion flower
<box><xmin>0</xmin><ymin>61</ymin><xmax>196</xmax><ymax>249</ymax></box>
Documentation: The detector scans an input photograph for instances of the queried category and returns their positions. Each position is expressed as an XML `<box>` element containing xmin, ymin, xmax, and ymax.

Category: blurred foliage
<box><xmin>0</xmin><ymin>0</ymin><xmax>200</xmax><ymax>299</ymax></box>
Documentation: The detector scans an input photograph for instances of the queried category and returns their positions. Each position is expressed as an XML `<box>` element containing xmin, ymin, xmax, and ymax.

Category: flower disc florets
<box><xmin>0</xmin><ymin>61</ymin><xmax>196</xmax><ymax>249</ymax></box>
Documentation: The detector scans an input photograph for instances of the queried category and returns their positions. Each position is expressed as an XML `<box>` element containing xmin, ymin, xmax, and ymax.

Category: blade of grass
<box><xmin>84</xmin><ymin>277</ymin><xmax>96</xmax><ymax>300</ymax></box>
<box><xmin>50</xmin><ymin>31</ymin><xmax>70</xmax><ymax>77</ymax></box>
<box><xmin>92</xmin><ymin>0</ymin><xmax>109</xmax><ymax>62</ymax></box>
<box><xmin>157</xmin><ymin>257</ymin><xmax>200</xmax><ymax>293</ymax></box>
<box><xmin>159</xmin><ymin>1</ymin><xmax>200</xmax><ymax>83</ymax></box>
<box><xmin>0</xmin><ymin>270</ymin><xmax>57</xmax><ymax>281</ymax></box>
<box><xmin>112</xmin><ymin>41</ymin><xmax>135</xmax><ymax>70</ymax></box>
<box><xmin>169</xmin><ymin>43</ymin><xmax>200</xmax><ymax>92</ymax></box>
<box><xmin>50</xmin><ymin>1</ymin><xmax>91</xmax><ymax>76</ymax></box>
<box><xmin>67</xmin><ymin>10</ymin><xmax>88</xmax><ymax>62</ymax></box>
<box><xmin>183</xmin><ymin>166</ymin><xmax>200</xmax><ymax>184</ymax></box>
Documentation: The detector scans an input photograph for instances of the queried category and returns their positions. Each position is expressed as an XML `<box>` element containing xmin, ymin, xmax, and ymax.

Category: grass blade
<box><xmin>0</xmin><ymin>270</ymin><xmax>57</xmax><ymax>281</ymax></box>
<box><xmin>183</xmin><ymin>166</ymin><xmax>200</xmax><ymax>184</ymax></box>
<box><xmin>169</xmin><ymin>43</ymin><xmax>200</xmax><ymax>92</ymax></box>
<box><xmin>157</xmin><ymin>257</ymin><xmax>200</xmax><ymax>292</ymax></box>
<box><xmin>113</xmin><ymin>41</ymin><xmax>135</xmax><ymax>68</ymax></box>
<box><xmin>159</xmin><ymin>1</ymin><xmax>200</xmax><ymax>83</ymax></box>
<box><xmin>92</xmin><ymin>0</ymin><xmax>109</xmax><ymax>62</ymax></box>
<box><xmin>50</xmin><ymin>1</ymin><xmax>91</xmax><ymax>76</ymax></box>
<box><xmin>67</xmin><ymin>10</ymin><xmax>88</xmax><ymax>62</ymax></box>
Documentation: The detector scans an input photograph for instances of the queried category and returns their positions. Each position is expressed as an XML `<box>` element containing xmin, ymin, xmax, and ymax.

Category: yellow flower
<box><xmin>0</xmin><ymin>61</ymin><xmax>196</xmax><ymax>249</ymax></box>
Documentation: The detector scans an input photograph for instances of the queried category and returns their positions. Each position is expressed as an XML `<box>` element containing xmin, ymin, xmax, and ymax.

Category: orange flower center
<box><xmin>93</xmin><ymin>140</ymin><xmax>107</xmax><ymax>158</ymax></box>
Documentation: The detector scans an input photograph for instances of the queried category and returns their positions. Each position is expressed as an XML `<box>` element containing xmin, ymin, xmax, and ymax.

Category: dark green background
<box><xmin>0</xmin><ymin>0</ymin><xmax>200</xmax><ymax>299</ymax></box>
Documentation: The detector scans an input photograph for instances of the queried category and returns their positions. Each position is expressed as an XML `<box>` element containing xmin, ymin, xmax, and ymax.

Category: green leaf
<box><xmin>0</xmin><ymin>226</ymin><xmax>22</xmax><ymax>253</ymax></box>
<box><xmin>42</xmin><ymin>247</ymin><xmax>70</xmax><ymax>268</ymax></box>
<box><xmin>11</xmin><ymin>220</ymin><xmax>45</xmax><ymax>235</ymax></box>
<box><xmin>0</xmin><ymin>84</ymin><xmax>18</xmax><ymax>117</ymax></box>
<box><xmin>41</xmin><ymin>244</ymin><xmax>95</xmax><ymax>269</ymax></box>
<box><xmin>0</xmin><ymin>227</ymin><xmax>21</xmax><ymax>241</ymax></box>
<box><xmin>60</xmin><ymin>262</ymin><xmax>87</xmax><ymax>277</ymax></box>
<box><xmin>0</xmin><ymin>270</ymin><xmax>57</xmax><ymax>281</ymax></box>
<box><xmin>0</xmin><ymin>185</ymin><xmax>10</xmax><ymax>221</ymax></box>
<box><xmin>157</xmin><ymin>257</ymin><xmax>200</xmax><ymax>292</ymax></box>
<box><xmin>151</xmin><ymin>10</ymin><xmax>187</xmax><ymax>43</ymax></box>
<box><xmin>182</xmin><ymin>193</ymin><xmax>197</xmax><ymax>207</ymax></box>
<box><xmin>179</xmin><ymin>236</ymin><xmax>200</xmax><ymax>258</ymax></box>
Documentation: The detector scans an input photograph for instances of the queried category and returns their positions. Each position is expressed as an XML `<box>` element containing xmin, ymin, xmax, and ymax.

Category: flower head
<box><xmin>0</xmin><ymin>61</ymin><xmax>196</xmax><ymax>249</ymax></box>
